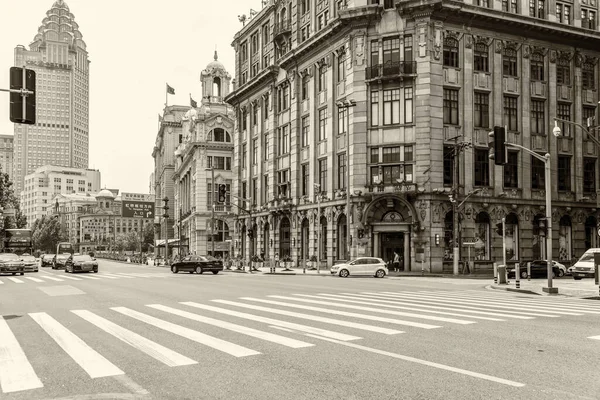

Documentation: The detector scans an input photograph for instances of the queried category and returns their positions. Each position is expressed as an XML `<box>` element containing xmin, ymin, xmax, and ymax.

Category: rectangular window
<box><xmin>242</xmin><ymin>144</ymin><xmax>247</xmax><ymax>169</ymax></box>
<box><xmin>252</xmin><ymin>139</ymin><xmax>258</xmax><ymax>165</ymax></box>
<box><xmin>383</xmin><ymin>89</ymin><xmax>400</xmax><ymax>125</ymax></box>
<box><xmin>370</xmin><ymin>148</ymin><xmax>379</xmax><ymax>163</ymax></box>
<box><xmin>301</xmin><ymin>116</ymin><xmax>309</xmax><ymax>147</ymax></box>
<box><xmin>263</xmin><ymin>94</ymin><xmax>269</xmax><ymax>120</ymax></box>
<box><xmin>556</xmin><ymin>63</ymin><xmax>571</xmax><ymax>85</ymax></box>
<box><xmin>582</xmin><ymin>64</ymin><xmax>596</xmax><ymax>90</ymax></box>
<box><xmin>584</xmin><ymin>158</ymin><xmax>596</xmax><ymax>193</ymax></box>
<box><xmin>371</xmin><ymin>90</ymin><xmax>379</xmax><ymax>126</ymax></box>
<box><xmin>504</xmin><ymin>96</ymin><xmax>518</xmax><ymax>131</ymax></box>
<box><xmin>404</xmin><ymin>145</ymin><xmax>414</xmax><ymax>162</ymax></box>
<box><xmin>444</xmin><ymin>146</ymin><xmax>454</xmax><ymax>185</ymax></box>
<box><xmin>582</xmin><ymin>9</ymin><xmax>597</xmax><ymax>30</ymax></box>
<box><xmin>502</xmin><ymin>0</ymin><xmax>518</xmax><ymax>13</ymax></box>
<box><xmin>318</xmin><ymin>66</ymin><xmax>327</xmax><ymax>92</ymax></box>
<box><xmin>474</xmin><ymin>44</ymin><xmax>489</xmax><ymax>72</ymax></box>
<box><xmin>557</xmin><ymin>103</ymin><xmax>571</xmax><ymax>137</ymax></box>
<box><xmin>264</xmin><ymin>133</ymin><xmax>269</xmax><ymax>160</ymax></box>
<box><xmin>370</xmin><ymin>40</ymin><xmax>380</xmax><ymax>66</ymax></box>
<box><xmin>383</xmin><ymin>146</ymin><xmax>401</xmax><ymax>163</ymax></box>
<box><xmin>474</xmin><ymin>92</ymin><xmax>489</xmax><ymax>128</ymax></box>
<box><xmin>530</xmin><ymin>100</ymin><xmax>545</xmax><ymax>135</ymax></box>
<box><xmin>583</xmin><ymin>106</ymin><xmax>597</xmax><ymax>136</ymax></box>
<box><xmin>301</xmin><ymin>164</ymin><xmax>309</xmax><ymax>196</ymax></box>
<box><xmin>404</xmin><ymin>35</ymin><xmax>413</xmax><ymax>63</ymax></box>
<box><xmin>443</xmin><ymin>89</ymin><xmax>459</xmax><ymax>125</ymax></box>
<box><xmin>404</xmin><ymin>87</ymin><xmax>413</xmax><ymax>124</ymax></box>
<box><xmin>338</xmin><ymin>153</ymin><xmax>346</xmax><ymax>189</ymax></box>
<box><xmin>319</xmin><ymin>159</ymin><xmax>327</xmax><ymax>192</ymax></box>
<box><xmin>382</xmin><ymin>165</ymin><xmax>401</xmax><ymax>184</ymax></box>
<box><xmin>382</xmin><ymin>38</ymin><xmax>400</xmax><ymax>66</ymax></box>
<box><xmin>302</xmin><ymin>74</ymin><xmax>310</xmax><ymax>101</ymax></box>
<box><xmin>474</xmin><ymin>149</ymin><xmax>490</xmax><ymax>186</ymax></box>
<box><xmin>443</xmin><ymin>39</ymin><xmax>459</xmax><ymax>68</ymax></box>
<box><xmin>263</xmin><ymin>175</ymin><xmax>269</xmax><ymax>201</ymax></box>
<box><xmin>503</xmin><ymin>48</ymin><xmax>518</xmax><ymax>76</ymax></box>
<box><xmin>558</xmin><ymin>156</ymin><xmax>571</xmax><ymax>191</ymax></box>
<box><xmin>504</xmin><ymin>151</ymin><xmax>519</xmax><ymax>188</ymax></box>
<box><xmin>278</xmin><ymin>125</ymin><xmax>289</xmax><ymax>154</ymax></box>
<box><xmin>318</xmin><ymin>108</ymin><xmax>327</xmax><ymax>141</ymax></box>
<box><xmin>337</xmin><ymin>52</ymin><xmax>346</xmax><ymax>82</ymax></box>
<box><xmin>252</xmin><ymin>178</ymin><xmax>258</xmax><ymax>206</ymax></box>
<box><xmin>338</xmin><ymin>106</ymin><xmax>348</xmax><ymax>135</ymax></box>
<box><xmin>530</xmin><ymin>0</ymin><xmax>545</xmax><ymax>18</ymax></box>
<box><xmin>556</xmin><ymin>3</ymin><xmax>571</xmax><ymax>24</ymax></box>
<box><xmin>531</xmin><ymin>155</ymin><xmax>546</xmax><ymax>189</ymax></box>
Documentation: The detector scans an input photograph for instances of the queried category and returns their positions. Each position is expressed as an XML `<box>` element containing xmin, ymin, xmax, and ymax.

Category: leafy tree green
<box><xmin>114</xmin><ymin>231</ymin><xmax>140</xmax><ymax>252</ymax></box>
<box><xmin>31</xmin><ymin>215</ymin><xmax>66</xmax><ymax>253</ymax></box>
<box><xmin>142</xmin><ymin>222</ymin><xmax>154</xmax><ymax>252</ymax></box>
<box><xmin>0</xmin><ymin>169</ymin><xmax>26</xmax><ymax>229</ymax></box>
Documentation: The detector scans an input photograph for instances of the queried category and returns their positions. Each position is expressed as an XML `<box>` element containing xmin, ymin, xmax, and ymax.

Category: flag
<box><xmin>190</xmin><ymin>97</ymin><xmax>198</xmax><ymax>108</ymax></box>
<box><xmin>166</xmin><ymin>84</ymin><xmax>175</xmax><ymax>95</ymax></box>
<box><xmin>158</xmin><ymin>113</ymin><xmax>163</xmax><ymax>122</ymax></box>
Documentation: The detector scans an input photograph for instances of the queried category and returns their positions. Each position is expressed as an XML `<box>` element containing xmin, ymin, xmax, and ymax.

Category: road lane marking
<box><xmin>371</xmin><ymin>292</ymin><xmax>562</xmax><ymax>318</ymax></box>
<box><xmin>301</xmin><ymin>293</ymin><xmax>504</xmax><ymax>321</ymax></box>
<box><xmin>148</xmin><ymin>304</ymin><xmax>314</xmax><ymax>349</ymax></box>
<box><xmin>459</xmin><ymin>291</ymin><xmax>600</xmax><ymax>312</ymax></box>
<box><xmin>241</xmin><ymin>297</ymin><xmax>441</xmax><ymax>329</ymax></box>
<box><xmin>7</xmin><ymin>277</ymin><xmax>24</xmax><ymax>283</ymax></box>
<box><xmin>0</xmin><ymin>279</ymin><xmax>3</xmax><ymax>284</ymax></box>
<box><xmin>58</xmin><ymin>275</ymin><xmax>83</xmax><ymax>281</ymax></box>
<box><xmin>0</xmin><ymin>316</ymin><xmax>44</xmax><ymax>393</ymax></box>
<box><xmin>270</xmin><ymin>295</ymin><xmax>476</xmax><ymax>325</ymax></box>
<box><xmin>74</xmin><ymin>275</ymin><xmax>102</xmax><ymax>280</ymax></box>
<box><xmin>89</xmin><ymin>274</ymin><xmax>119</xmax><ymax>279</ymax></box>
<box><xmin>29</xmin><ymin>312</ymin><xmax>124</xmax><ymax>378</ymax></box>
<box><xmin>24</xmin><ymin>277</ymin><xmax>44</xmax><ymax>283</ymax></box>
<box><xmin>588</xmin><ymin>335</ymin><xmax>600</xmax><ymax>340</ymax></box>
<box><xmin>212</xmin><ymin>299</ymin><xmax>405</xmax><ymax>335</ymax></box>
<box><xmin>72</xmin><ymin>310</ymin><xmax>197</xmax><ymax>367</ymax></box>
<box><xmin>305</xmin><ymin>334</ymin><xmax>525</xmax><ymax>388</ymax></box>
<box><xmin>182</xmin><ymin>302</ymin><xmax>361</xmax><ymax>341</ymax></box>
<box><xmin>100</xmin><ymin>273</ymin><xmax>134</xmax><ymax>279</ymax></box>
<box><xmin>357</xmin><ymin>292</ymin><xmax>536</xmax><ymax>319</ymax></box>
<box><xmin>40</xmin><ymin>276</ymin><xmax>64</xmax><ymax>282</ymax></box>
<box><xmin>111</xmin><ymin>307</ymin><xmax>259</xmax><ymax>358</ymax></box>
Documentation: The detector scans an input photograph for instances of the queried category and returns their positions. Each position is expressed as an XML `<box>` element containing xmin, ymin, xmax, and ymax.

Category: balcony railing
<box><xmin>273</xmin><ymin>19</ymin><xmax>291</xmax><ymax>38</ymax></box>
<box><xmin>366</xmin><ymin>61</ymin><xmax>417</xmax><ymax>80</ymax></box>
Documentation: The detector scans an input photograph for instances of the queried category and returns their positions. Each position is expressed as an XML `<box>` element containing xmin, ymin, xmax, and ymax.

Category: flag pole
<box><xmin>165</xmin><ymin>83</ymin><xmax>168</xmax><ymax>107</ymax></box>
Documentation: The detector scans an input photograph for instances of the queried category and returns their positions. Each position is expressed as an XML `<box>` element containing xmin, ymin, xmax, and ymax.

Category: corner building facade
<box><xmin>226</xmin><ymin>0</ymin><xmax>600</xmax><ymax>272</ymax></box>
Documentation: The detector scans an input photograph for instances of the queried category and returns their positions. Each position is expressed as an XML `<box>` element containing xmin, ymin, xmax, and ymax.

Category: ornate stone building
<box><xmin>173</xmin><ymin>54</ymin><xmax>236</xmax><ymax>257</ymax></box>
<box><xmin>224</xmin><ymin>0</ymin><xmax>600</xmax><ymax>272</ymax></box>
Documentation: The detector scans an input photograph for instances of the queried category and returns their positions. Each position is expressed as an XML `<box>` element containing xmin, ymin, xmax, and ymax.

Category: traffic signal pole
<box><xmin>211</xmin><ymin>166</ymin><xmax>215</xmax><ymax>256</ymax></box>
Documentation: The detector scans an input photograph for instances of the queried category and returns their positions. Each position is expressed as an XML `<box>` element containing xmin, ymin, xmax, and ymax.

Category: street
<box><xmin>1</xmin><ymin>259</ymin><xmax>599</xmax><ymax>400</ymax></box>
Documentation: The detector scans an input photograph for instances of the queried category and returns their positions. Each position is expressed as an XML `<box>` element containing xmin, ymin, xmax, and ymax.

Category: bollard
<box><xmin>303</xmin><ymin>258</ymin><xmax>306</xmax><ymax>274</ymax></box>
<box><xmin>493</xmin><ymin>263</ymin><xmax>498</xmax><ymax>284</ymax></box>
<box><xmin>527</xmin><ymin>262</ymin><xmax>531</xmax><ymax>281</ymax></box>
<box><xmin>515</xmin><ymin>262</ymin><xmax>520</xmax><ymax>289</ymax></box>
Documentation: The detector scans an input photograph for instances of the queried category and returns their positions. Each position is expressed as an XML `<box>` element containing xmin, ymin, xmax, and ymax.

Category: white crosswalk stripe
<box><xmin>0</xmin><ymin>317</ymin><xmax>43</xmax><ymax>393</ymax></box>
<box><xmin>0</xmin><ymin>271</ymin><xmax>168</xmax><ymax>285</ymax></box>
<box><xmin>58</xmin><ymin>275</ymin><xmax>83</xmax><ymax>281</ymax></box>
<box><xmin>7</xmin><ymin>277</ymin><xmax>24</xmax><ymax>283</ymax></box>
<box><xmin>24</xmin><ymin>277</ymin><xmax>44</xmax><ymax>283</ymax></box>
<box><xmin>41</xmin><ymin>276</ymin><xmax>64</xmax><ymax>282</ymax></box>
<box><xmin>588</xmin><ymin>335</ymin><xmax>600</xmax><ymax>340</ymax></box>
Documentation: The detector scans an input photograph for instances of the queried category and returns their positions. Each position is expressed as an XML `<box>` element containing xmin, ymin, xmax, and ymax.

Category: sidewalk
<box><xmin>490</xmin><ymin>278</ymin><xmax>600</xmax><ymax>299</ymax></box>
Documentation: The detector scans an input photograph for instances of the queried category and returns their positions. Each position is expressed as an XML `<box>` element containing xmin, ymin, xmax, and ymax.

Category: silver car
<box><xmin>330</xmin><ymin>257</ymin><xmax>388</xmax><ymax>278</ymax></box>
<box><xmin>21</xmin><ymin>254</ymin><xmax>38</xmax><ymax>272</ymax></box>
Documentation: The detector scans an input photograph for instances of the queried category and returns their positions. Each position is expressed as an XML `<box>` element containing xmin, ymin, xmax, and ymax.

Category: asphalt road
<box><xmin>1</xmin><ymin>259</ymin><xmax>599</xmax><ymax>400</ymax></box>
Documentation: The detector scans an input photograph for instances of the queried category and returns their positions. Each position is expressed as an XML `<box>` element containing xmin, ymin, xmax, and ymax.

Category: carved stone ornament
<box><xmin>531</xmin><ymin>45</ymin><xmax>548</xmax><ymax>56</ymax></box>
<box><xmin>433</xmin><ymin>26</ymin><xmax>442</xmax><ymax>61</ymax></box>
<box><xmin>584</xmin><ymin>55</ymin><xmax>598</xmax><ymax>66</ymax></box>
<box><xmin>575</xmin><ymin>51</ymin><xmax>584</xmax><ymax>67</ymax></box>
<box><xmin>523</xmin><ymin>45</ymin><xmax>530</xmax><ymax>59</ymax></box>
<box><xmin>495</xmin><ymin>39</ymin><xmax>503</xmax><ymax>54</ymax></box>
<box><xmin>465</xmin><ymin>34</ymin><xmax>473</xmax><ymax>49</ymax></box>
<box><xmin>550</xmin><ymin>50</ymin><xmax>557</xmax><ymax>63</ymax></box>
<box><xmin>355</xmin><ymin>35</ymin><xmax>365</xmax><ymax>66</ymax></box>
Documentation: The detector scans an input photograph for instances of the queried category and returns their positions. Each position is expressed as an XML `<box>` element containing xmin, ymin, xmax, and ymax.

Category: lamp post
<box><xmin>205</xmin><ymin>166</ymin><xmax>216</xmax><ymax>256</ymax></box>
<box><xmin>314</xmin><ymin>182</ymin><xmax>321</xmax><ymax>273</ymax></box>
<box><xmin>336</xmin><ymin>99</ymin><xmax>357</xmax><ymax>261</ymax></box>
<box><xmin>162</xmin><ymin>196</ymin><xmax>169</xmax><ymax>265</ymax></box>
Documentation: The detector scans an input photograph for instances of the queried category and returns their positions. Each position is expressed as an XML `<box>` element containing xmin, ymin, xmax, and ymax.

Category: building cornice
<box><xmin>225</xmin><ymin>65</ymin><xmax>279</xmax><ymax>105</ymax></box>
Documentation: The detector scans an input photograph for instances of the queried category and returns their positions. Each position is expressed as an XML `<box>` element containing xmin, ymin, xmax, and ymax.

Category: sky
<box><xmin>0</xmin><ymin>0</ymin><xmax>262</xmax><ymax>194</ymax></box>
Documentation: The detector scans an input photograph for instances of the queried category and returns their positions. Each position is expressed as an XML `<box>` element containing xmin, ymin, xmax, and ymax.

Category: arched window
<box><xmin>208</xmin><ymin>128</ymin><xmax>231</xmax><ymax>142</ymax></box>
<box><xmin>558</xmin><ymin>215</ymin><xmax>572</xmax><ymax>261</ymax></box>
<box><xmin>474</xmin><ymin>212</ymin><xmax>490</xmax><ymax>260</ymax></box>
<box><xmin>505</xmin><ymin>213</ymin><xmax>519</xmax><ymax>261</ymax></box>
<box><xmin>443</xmin><ymin>37</ymin><xmax>459</xmax><ymax>68</ymax></box>
<box><xmin>213</xmin><ymin>77</ymin><xmax>222</xmax><ymax>98</ymax></box>
<box><xmin>337</xmin><ymin>214</ymin><xmax>348</xmax><ymax>260</ymax></box>
<box><xmin>444</xmin><ymin>212</ymin><xmax>454</xmax><ymax>261</ymax></box>
<box><xmin>585</xmin><ymin>216</ymin><xmax>597</xmax><ymax>250</ymax></box>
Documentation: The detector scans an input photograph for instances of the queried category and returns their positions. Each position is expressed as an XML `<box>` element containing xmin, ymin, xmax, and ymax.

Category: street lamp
<box><xmin>313</xmin><ymin>182</ymin><xmax>322</xmax><ymax>273</ymax></box>
<box><xmin>205</xmin><ymin>166</ymin><xmax>216</xmax><ymax>256</ymax></box>
<box><xmin>336</xmin><ymin>98</ymin><xmax>356</xmax><ymax>261</ymax></box>
<box><xmin>162</xmin><ymin>196</ymin><xmax>169</xmax><ymax>265</ymax></box>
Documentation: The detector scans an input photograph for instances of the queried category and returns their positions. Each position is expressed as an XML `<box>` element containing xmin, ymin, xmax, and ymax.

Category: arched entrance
<box><xmin>301</xmin><ymin>219</ymin><xmax>309</xmax><ymax>261</ymax></box>
<box><xmin>279</xmin><ymin>217</ymin><xmax>291</xmax><ymax>258</ymax></box>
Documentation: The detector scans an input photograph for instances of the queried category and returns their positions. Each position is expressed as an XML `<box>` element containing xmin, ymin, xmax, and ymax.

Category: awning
<box><xmin>154</xmin><ymin>239</ymin><xmax>181</xmax><ymax>248</ymax></box>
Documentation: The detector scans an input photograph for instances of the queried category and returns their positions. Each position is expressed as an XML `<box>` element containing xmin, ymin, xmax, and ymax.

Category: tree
<box><xmin>114</xmin><ymin>231</ymin><xmax>140</xmax><ymax>252</ymax></box>
<box><xmin>0</xmin><ymin>169</ymin><xmax>26</xmax><ymax>229</ymax></box>
<box><xmin>31</xmin><ymin>215</ymin><xmax>66</xmax><ymax>253</ymax></box>
<box><xmin>142</xmin><ymin>222</ymin><xmax>154</xmax><ymax>253</ymax></box>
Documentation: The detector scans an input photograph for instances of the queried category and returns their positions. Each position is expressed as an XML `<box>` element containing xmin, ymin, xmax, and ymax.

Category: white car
<box><xmin>330</xmin><ymin>257</ymin><xmax>388</xmax><ymax>278</ymax></box>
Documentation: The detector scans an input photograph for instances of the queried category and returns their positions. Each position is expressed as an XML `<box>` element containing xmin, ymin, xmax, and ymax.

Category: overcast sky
<box><xmin>0</xmin><ymin>0</ymin><xmax>260</xmax><ymax>194</ymax></box>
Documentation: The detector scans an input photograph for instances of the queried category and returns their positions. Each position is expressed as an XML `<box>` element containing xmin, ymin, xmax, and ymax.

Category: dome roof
<box><xmin>205</xmin><ymin>51</ymin><xmax>226</xmax><ymax>73</ymax></box>
<box><xmin>97</xmin><ymin>189</ymin><xmax>115</xmax><ymax>199</ymax></box>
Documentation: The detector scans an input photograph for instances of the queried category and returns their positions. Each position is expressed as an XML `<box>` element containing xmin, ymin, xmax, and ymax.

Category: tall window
<box><xmin>503</xmin><ymin>47</ymin><xmax>518</xmax><ymax>76</ymax></box>
<box><xmin>318</xmin><ymin>108</ymin><xmax>327</xmax><ymax>141</ymax></box>
<box><xmin>371</xmin><ymin>90</ymin><xmax>379</xmax><ymax>126</ymax></box>
<box><xmin>474</xmin><ymin>43</ymin><xmax>489</xmax><ymax>72</ymax></box>
<box><xmin>443</xmin><ymin>89</ymin><xmax>459</xmax><ymax>125</ymax></box>
<box><xmin>278</xmin><ymin>125</ymin><xmax>289</xmax><ymax>154</ymax></box>
<box><xmin>383</xmin><ymin>89</ymin><xmax>400</xmax><ymax>125</ymax></box>
<box><xmin>474</xmin><ymin>149</ymin><xmax>490</xmax><ymax>186</ymax></box>
<box><xmin>301</xmin><ymin>116</ymin><xmax>309</xmax><ymax>147</ymax></box>
<box><xmin>252</xmin><ymin>139</ymin><xmax>258</xmax><ymax>165</ymax></box>
<box><xmin>338</xmin><ymin>106</ymin><xmax>348</xmax><ymax>134</ymax></box>
<box><xmin>502</xmin><ymin>0</ymin><xmax>518</xmax><ymax>13</ymax></box>
<box><xmin>557</xmin><ymin>103</ymin><xmax>571</xmax><ymax>137</ymax></box>
<box><xmin>504</xmin><ymin>151</ymin><xmax>519</xmax><ymax>188</ymax></box>
<box><xmin>370</xmin><ymin>40</ymin><xmax>380</xmax><ymax>66</ymax></box>
<box><xmin>263</xmin><ymin>94</ymin><xmax>269</xmax><ymax>120</ymax></box>
<box><xmin>337</xmin><ymin>51</ymin><xmax>346</xmax><ymax>82</ymax></box>
<box><xmin>530</xmin><ymin>52</ymin><xmax>545</xmax><ymax>81</ymax></box>
<box><xmin>583</xmin><ymin>106</ymin><xmax>597</xmax><ymax>135</ymax></box>
<box><xmin>556</xmin><ymin>2</ymin><xmax>571</xmax><ymax>24</ymax></box>
<box><xmin>558</xmin><ymin>156</ymin><xmax>571</xmax><ymax>191</ymax></box>
<box><xmin>338</xmin><ymin>153</ymin><xmax>346</xmax><ymax>189</ymax></box>
<box><xmin>474</xmin><ymin>92</ymin><xmax>489</xmax><ymax>128</ymax></box>
<box><xmin>318</xmin><ymin>65</ymin><xmax>327</xmax><ymax>92</ymax></box>
<box><xmin>444</xmin><ymin>146</ymin><xmax>454</xmax><ymax>185</ymax></box>
<box><xmin>582</xmin><ymin>8</ymin><xmax>597</xmax><ymax>30</ymax></box>
<box><xmin>530</xmin><ymin>0</ymin><xmax>545</xmax><ymax>18</ymax></box>
<box><xmin>252</xmin><ymin>178</ymin><xmax>258</xmax><ymax>206</ymax></box>
<box><xmin>404</xmin><ymin>87</ymin><xmax>413</xmax><ymax>123</ymax></box>
<box><xmin>504</xmin><ymin>96</ymin><xmax>518</xmax><ymax>131</ymax></box>
<box><xmin>301</xmin><ymin>164</ymin><xmax>309</xmax><ymax>196</ymax></box>
<box><xmin>582</xmin><ymin>62</ymin><xmax>596</xmax><ymax>90</ymax></box>
<box><xmin>531</xmin><ymin>155</ymin><xmax>545</xmax><ymax>189</ymax></box>
<box><xmin>302</xmin><ymin>74</ymin><xmax>310</xmax><ymax>101</ymax></box>
<box><xmin>242</xmin><ymin>144</ymin><xmax>247</xmax><ymax>169</ymax></box>
<box><xmin>556</xmin><ymin>57</ymin><xmax>571</xmax><ymax>85</ymax></box>
<box><xmin>404</xmin><ymin>35</ymin><xmax>413</xmax><ymax>63</ymax></box>
<box><xmin>263</xmin><ymin>175</ymin><xmax>269</xmax><ymax>201</ymax></box>
<box><xmin>443</xmin><ymin>37</ymin><xmax>459</xmax><ymax>68</ymax></box>
<box><xmin>474</xmin><ymin>213</ymin><xmax>491</xmax><ymax>261</ymax></box>
<box><xmin>382</xmin><ymin>37</ymin><xmax>400</xmax><ymax>66</ymax></box>
<box><xmin>530</xmin><ymin>100</ymin><xmax>545</xmax><ymax>135</ymax></box>
<box><xmin>584</xmin><ymin>158</ymin><xmax>596</xmax><ymax>193</ymax></box>
<box><xmin>264</xmin><ymin>133</ymin><xmax>269</xmax><ymax>161</ymax></box>
<box><xmin>319</xmin><ymin>158</ymin><xmax>327</xmax><ymax>192</ymax></box>
<box><xmin>383</xmin><ymin>146</ymin><xmax>400</xmax><ymax>162</ymax></box>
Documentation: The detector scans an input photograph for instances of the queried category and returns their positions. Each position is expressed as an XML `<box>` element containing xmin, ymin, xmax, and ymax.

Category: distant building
<box><xmin>21</xmin><ymin>165</ymin><xmax>101</xmax><ymax>227</ymax></box>
<box><xmin>13</xmin><ymin>0</ymin><xmax>90</xmax><ymax>194</ymax></box>
<box><xmin>148</xmin><ymin>172</ymin><xmax>155</xmax><ymax>195</ymax></box>
<box><xmin>0</xmin><ymin>135</ymin><xmax>14</xmax><ymax>179</ymax></box>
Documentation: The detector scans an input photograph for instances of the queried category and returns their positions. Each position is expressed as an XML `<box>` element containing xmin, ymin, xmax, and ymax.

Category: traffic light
<box><xmin>488</xmin><ymin>126</ymin><xmax>506</xmax><ymax>165</ymax></box>
<box><xmin>495</xmin><ymin>222</ymin><xmax>504</xmax><ymax>236</ymax></box>
<box><xmin>9</xmin><ymin>67</ymin><xmax>36</xmax><ymax>124</ymax></box>
<box><xmin>217</xmin><ymin>184</ymin><xmax>227</xmax><ymax>203</ymax></box>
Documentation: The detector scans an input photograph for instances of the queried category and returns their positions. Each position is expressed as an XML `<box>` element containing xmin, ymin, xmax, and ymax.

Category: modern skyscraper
<box><xmin>13</xmin><ymin>0</ymin><xmax>90</xmax><ymax>194</ymax></box>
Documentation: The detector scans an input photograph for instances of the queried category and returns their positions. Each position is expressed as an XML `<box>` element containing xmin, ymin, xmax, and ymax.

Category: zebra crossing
<box><xmin>0</xmin><ymin>270</ymin><xmax>171</xmax><ymax>285</ymax></box>
<box><xmin>1</xmin><ymin>289</ymin><xmax>599</xmax><ymax>394</ymax></box>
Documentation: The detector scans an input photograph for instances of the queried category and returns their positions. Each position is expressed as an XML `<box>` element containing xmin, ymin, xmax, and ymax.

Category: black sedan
<box><xmin>508</xmin><ymin>260</ymin><xmax>561</xmax><ymax>279</ymax></box>
<box><xmin>171</xmin><ymin>255</ymin><xmax>223</xmax><ymax>274</ymax></box>
<box><xmin>66</xmin><ymin>254</ymin><xmax>98</xmax><ymax>273</ymax></box>
<box><xmin>41</xmin><ymin>254</ymin><xmax>55</xmax><ymax>267</ymax></box>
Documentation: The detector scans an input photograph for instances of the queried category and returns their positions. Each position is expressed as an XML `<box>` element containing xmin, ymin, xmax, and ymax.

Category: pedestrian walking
<box><xmin>393</xmin><ymin>251</ymin><xmax>400</xmax><ymax>272</ymax></box>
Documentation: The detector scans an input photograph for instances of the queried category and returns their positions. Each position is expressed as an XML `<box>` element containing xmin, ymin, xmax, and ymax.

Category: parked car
<box><xmin>569</xmin><ymin>250</ymin><xmax>599</xmax><ymax>280</ymax></box>
<box><xmin>20</xmin><ymin>254</ymin><xmax>38</xmax><ymax>272</ymax></box>
<box><xmin>0</xmin><ymin>253</ymin><xmax>25</xmax><ymax>276</ymax></box>
<box><xmin>518</xmin><ymin>260</ymin><xmax>566</xmax><ymax>277</ymax></box>
<box><xmin>170</xmin><ymin>255</ymin><xmax>223</xmax><ymax>274</ymax></box>
<box><xmin>509</xmin><ymin>260</ymin><xmax>560</xmax><ymax>279</ymax></box>
<box><xmin>66</xmin><ymin>254</ymin><xmax>98</xmax><ymax>273</ymax></box>
<box><xmin>52</xmin><ymin>253</ymin><xmax>72</xmax><ymax>270</ymax></box>
<box><xmin>330</xmin><ymin>257</ymin><xmax>388</xmax><ymax>278</ymax></box>
<box><xmin>41</xmin><ymin>254</ymin><xmax>56</xmax><ymax>267</ymax></box>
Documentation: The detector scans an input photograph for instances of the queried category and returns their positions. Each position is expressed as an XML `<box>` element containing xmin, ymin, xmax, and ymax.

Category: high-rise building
<box><xmin>0</xmin><ymin>135</ymin><xmax>14</xmax><ymax>179</ymax></box>
<box><xmin>21</xmin><ymin>165</ymin><xmax>101</xmax><ymax>227</ymax></box>
<box><xmin>13</xmin><ymin>0</ymin><xmax>90</xmax><ymax>194</ymax></box>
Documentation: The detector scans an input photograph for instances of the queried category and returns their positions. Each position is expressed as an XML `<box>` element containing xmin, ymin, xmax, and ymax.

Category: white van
<box><xmin>569</xmin><ymin>248</ymin><xmax>600</xmax><ymax>280</ymax></box>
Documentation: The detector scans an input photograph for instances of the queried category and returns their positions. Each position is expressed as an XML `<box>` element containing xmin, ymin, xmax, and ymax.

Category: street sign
<box><xmin>122</xmin><ymin>201</ymin><xmax>155</xmax><ymax>218</ymax></box>
<box><xmin>121</xmin><ymin>192</ymin><xmax>155</xmax><ymax>202</ymax></box>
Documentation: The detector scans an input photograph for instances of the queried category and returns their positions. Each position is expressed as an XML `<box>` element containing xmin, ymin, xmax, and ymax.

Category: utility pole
<box><xmin>211</xmin><ymin>166</ymin><xmax>215</xmax><ymax>256</ymax></box>
<box><xmin>452</xmin><ymin>137</ymin><xmax>460</xmax><ymax>276</ymax></box>
<box><xmin>314</xmin><ymin>183</ymin><xmax>321</xmax><ymax>273</ymax></box>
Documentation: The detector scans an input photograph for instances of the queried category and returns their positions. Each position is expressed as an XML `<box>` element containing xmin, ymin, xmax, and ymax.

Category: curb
<box><xmin>488</xmin><ymin>284</ymin><xmax>541</xmax><ymax>296</ymax></box>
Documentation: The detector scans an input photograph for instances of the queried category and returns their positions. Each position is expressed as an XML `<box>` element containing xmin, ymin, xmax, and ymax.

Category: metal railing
<box><xmin>273</xmin><ymin>19</ymin><xmax>291</xmax><ymax>36</ymax></box>
<box><xmin>366</xmin><ymin>61</ymin><xmax>417</xmax><ymax>80</ymax></box>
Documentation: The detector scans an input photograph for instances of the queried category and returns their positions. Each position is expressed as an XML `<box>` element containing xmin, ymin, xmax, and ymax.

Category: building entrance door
<box><xmin>381</xmin><ymin>232</ymin><xmax>404</xmax><ymax>271</ymax></box>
